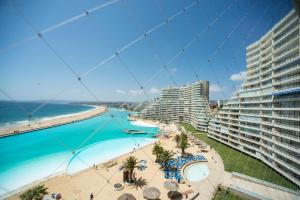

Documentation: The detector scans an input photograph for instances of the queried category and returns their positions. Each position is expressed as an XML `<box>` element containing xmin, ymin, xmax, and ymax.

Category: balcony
<box><xmin>274</xmin><ymin>15</ymin><xmax>298</xmax><ymax>37</ymax></box>
<box><xmin>247</xmin><ymin>54</ymin><xmax>260</xmax><ymax>63</ymax></box>
<box><xmin>260</xmin><ymin>141</ymin><xmax>274</xmax><ymax>151</ymax></box>
<box><xmin>240</xmin><ymin>133</ymin><xmax>260</xmax><ymax>143</ymax></box>
<box><xmin>273</xmin><ymin>148</ymin><xmax>300</xmax><ymax>165</ymax></box>
<box><xmin>240</xmin><ymin>141</ymin><xmax>260</xmax><ymax>152</ymax></box>
<box><xmin>273</xmin><ymin>129</ymin><xmax>300</xmax><ymax>143</ymax></box>
<box><xmin>261</xmin><ymin>120</ymin><xmax>273</xmax><ymax>126</ymax></box>
<box><xmin>273</xmin><ymin>86</ymin><xmax>300</xmax><ymax>97</ymax></box>
<box><xmin>274</xmin><ymin>73</ymin><xmax>300</xmax><ymax>85</ymax></box>
<box><xmin>239</xmin><ymin>123</ymin><xmax>260</xmax><ymax>131</ymax></box>
<box><xmin>260</xmin><ymin>147</ymin><xmax>273</xmax><ymax>157</ymax></box>
<box><xmin>273</xmin><ymin>113</ymin><xmax>300</xmax><ymax>121</ymax></box>
<box><xmin>261</xmin><ymin>44</ymin><xmax>272</xmax><ymax>55</ymax></box>
<box><xmin>274</xmin><ymin>45</ymin><xmax>299</xmax><ymax>63</ymax></box>
<box><xmin>273</xmin><ymin>165</ymin><xmax>300</xmax><ymax>187</ymax></box>
<box><xmin>261</xmin><ymin>66</ymin><xmax>272</xmax><ymax>76</ymax></box>
<box><xmin>274</xmin><ymin>156</ymin><xmax>300</xmax><ymax>175</ymax></box>
<box><xmin>274</xmin><ymin>53</ymin><xmax>299</xmax><ymax>69</ymax></box>
<box><xmin>247</xmin><ymin>43</ymin><xmax>260</xmax><ymax>55</ymax></box>
<box><xmin>274</xmin><ymin>25</ymin><xmax>298</xmax><ymax>45</ymax></box>
<box><xmin>273</xmin><ymin>139</ymin><xmax>299</xmax><ymax>153</ymax></box>
<box><xmin>273</xmin><ymin>121</ymin><xmax>300</xmax><ymax>132</ymax></box>
<box><xmin>247</xmin><ymin>59</ymin><xmax>260</xmax><ymax>68</ymax></box>
<box><xmin>274</xmin><ymin>35</ymin><xmax>299</xmax><ymax>55</ymax></box>
<box><xmin>261</xmin><ymin>155</ymin><xmax>274</xmax><ymax>168</ymax></box>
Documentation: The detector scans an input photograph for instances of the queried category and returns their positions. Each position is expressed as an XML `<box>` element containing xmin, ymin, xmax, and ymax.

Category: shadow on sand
<box><xmin>130</xmin><ymin>177</ymin><xmax>148</xmax><ymax>190</ymax></box>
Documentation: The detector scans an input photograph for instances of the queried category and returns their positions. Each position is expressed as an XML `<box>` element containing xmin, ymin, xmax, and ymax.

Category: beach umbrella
<box><xmin>167</xmin><ymin>191</ymin><xmax>183</xmax><ymax>200</ymax></box>
<box><xmin>117</xmin><ymin>193</ymin><xmax>136</xmax><ymax>200</ymax></box>
<box><xmin>164</xmin><ymin>180</ymin><xmax>179</xmax><ymax>191</ymax></box>
<box><xmin>143</xmin><ymin>187</ymin><xmax>161</xmax><ymax>200</ymax></box>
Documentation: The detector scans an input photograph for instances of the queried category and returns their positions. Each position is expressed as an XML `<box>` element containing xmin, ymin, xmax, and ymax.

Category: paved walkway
<box><xmin>222</xmin><ymin>173</ymin><xmax>300</xmax><ymax>200</ymax></box>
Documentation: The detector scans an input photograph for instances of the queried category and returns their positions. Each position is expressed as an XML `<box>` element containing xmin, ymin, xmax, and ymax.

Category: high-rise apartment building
<box><xmin>208</xmin><ymin>10</ymin><xmax>300</xmax><ymax>187</ymax></box>
<box><xmin>140</xmin><ymin>81</ymin><xmax>210</xmax><ymax>131</ymax></box>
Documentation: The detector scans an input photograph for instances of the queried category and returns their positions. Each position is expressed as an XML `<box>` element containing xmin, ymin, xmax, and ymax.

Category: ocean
<box><xmin>0</xmin><ymin>101</ymin><xmax>94</xmax><ymax>126</ymax></box>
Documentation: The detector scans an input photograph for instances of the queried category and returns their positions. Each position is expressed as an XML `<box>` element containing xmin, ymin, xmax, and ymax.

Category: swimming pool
<box><xmin>184</xmin><ymin>163</ymin><xmax>209</xmax><ymax>182</ymax></box>
<box><xmin>0</xmin><ymin>108</ymin><xmax>158</xmax><ymax>197</ymax></box>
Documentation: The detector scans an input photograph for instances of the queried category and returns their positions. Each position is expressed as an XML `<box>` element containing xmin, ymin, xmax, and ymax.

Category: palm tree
<box><xmin>174</xmin><ymin>135</ymin><xmax>181</xmax><ymax>147</ymax></box>
<box><xmin>159</xmin><ymin>150</ymin><xmax>174</xmax><ymax>169</ymax></box>
<box><xmin>179</xmin><ymin>135</ymin><xmax>189</xmax><ymax>156</ymax></box>
<box><xmin>181</xmin><ymin>133</ymin><xmax>188</xmax><ymax>141</ymax></box>
<box><xmin>20</xmin><ymin>185</ymin><xmax>48</xmax><ymax>200</ymax></box>
<box><xmin>152</xmin><ymin>143</ymin><xmax>164</xmax><ymax>162</ymax></box>
<box><xmin>122</xmin><ymin>156</ymin><xmax>139</xmax><ymax>183</ymax></box>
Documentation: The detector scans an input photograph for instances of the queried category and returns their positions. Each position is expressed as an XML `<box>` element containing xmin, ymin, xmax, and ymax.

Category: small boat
<box><xmin>123</xmin><ymin>129</ymin><xmax>146</xmax><ymax>134</ymax></box>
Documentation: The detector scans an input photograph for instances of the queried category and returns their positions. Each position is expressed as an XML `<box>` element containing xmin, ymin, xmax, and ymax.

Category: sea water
<box><xmin>0</xmin><ymin>101</ymin><xmax>94</xmax><ymax>126</ymax></box>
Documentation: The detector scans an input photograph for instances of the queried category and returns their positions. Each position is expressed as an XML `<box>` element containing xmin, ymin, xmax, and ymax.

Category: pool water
<box><xmin>184</xmin><ymin>163</ymin><xmax>209</xmax><ymax>182</ymax></box>
<box><xmin>0</xmin><ymin>108</ymin><xmax>158</xmax><ymax>197</ymax></box>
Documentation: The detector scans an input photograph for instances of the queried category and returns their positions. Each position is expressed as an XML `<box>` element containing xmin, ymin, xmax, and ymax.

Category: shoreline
<box><xmin>0</xmin><ymin>105</ymin><xmax>107</xmax><ymax>138</ymax></box>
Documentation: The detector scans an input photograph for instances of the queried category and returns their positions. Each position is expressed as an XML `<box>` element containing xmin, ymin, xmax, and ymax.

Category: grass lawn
<box><xmin>181</xmin><ymin>123</ymin><xmax>299</xmax><ymax>191</ymax></box>
<box><xmin>213</xmin><ymin>188</ymin><xmax>248</xmax><ymax>200</ymax></box>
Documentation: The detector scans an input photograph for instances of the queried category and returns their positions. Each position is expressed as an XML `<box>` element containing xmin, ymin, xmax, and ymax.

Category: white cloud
<box><xmin>129</xmin><ymin>89</ymin><xmax>143</xmax><ymax>96</ymax></box>
<box><xmin>115</xmin><ymin>89</ymin><xmax>126</xmax><ymax>95</ymax></box>
<box><xmin>230</xmin><ymin>71</ymin><xmax>247</xmax><ymax>81</ymax></box>
<box><xmin>149</xmin><ymin>87</ymin><xmax>160</xmax><ymax>94</ymax></box>
<box><xmin>210</xmin><ymin>83</ymin><xmax>224</xmax><ymax>93</ymax></box>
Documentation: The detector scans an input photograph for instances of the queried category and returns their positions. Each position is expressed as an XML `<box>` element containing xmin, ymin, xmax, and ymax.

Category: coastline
<box><xmin>0</xmin><ymin>105</ymin><xmax>107</xmax><ymax>138</ymax></box>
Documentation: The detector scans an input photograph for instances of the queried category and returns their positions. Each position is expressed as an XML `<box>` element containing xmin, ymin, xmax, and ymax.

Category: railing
<box><xmin>274</xmin><ymin>74</ymin><xmax>300</xmax><ymax>85</ymax></box>
<box><xmin>274</xmin><ymin>45</ymin><xmax>299</xmax><ymax>63</ymax></box>
<box><xmin>273</xmin><ymin>130</ymin><xmax>300</xmax><ymax>142</ymax></box>
<box><xmin>274</xmin><ymin>35</ymin><xmax>299</xmax><ymax>54</ymax></box>
<box><xmin>274</xmin><ymin>53</ymin><xmax>299</xmax><ymax>68</ymax></box>
<box><xmin>274</xmin><ymin>25</ymin><xmax>298</xmax><ymax>45</ymax></box>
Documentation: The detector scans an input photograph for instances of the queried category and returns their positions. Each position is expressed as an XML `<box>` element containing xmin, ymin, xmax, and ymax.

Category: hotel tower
<box><xmin>140</xmin><ymin>80</ymin><xmax>210</xmax><ymax>131</ymax></box>
<box><xmin>208</xmin><ymin>10</ymin><xmax>300</xmax><ymax>187</ymax></box>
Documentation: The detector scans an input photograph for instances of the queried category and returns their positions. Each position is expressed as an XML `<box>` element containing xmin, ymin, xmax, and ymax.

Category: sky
<box><xmin>0</xmin><ymin>0</ymin><xmax>294</xmax><ymax>102</ymax></box>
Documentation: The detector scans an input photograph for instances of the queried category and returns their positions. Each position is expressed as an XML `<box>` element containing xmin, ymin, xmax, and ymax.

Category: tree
<box><xmin>179</xmin><ymin>134</ymin><xmax>189</xmax><ymax>156</ymax></box>
<box><xmin>180</xmin><ymin>133</ymin><xmax>188</xmax><ymax>141</ymax></box>
<box><xmin>20</xmin><ymin>185</ymin><xmax>48</xmax><ymax>200</ymax></box>
<box><xmin>152</xmin><ymin>143</ymin><xmax>164</xmax><ymax>162</ymax></box>
<box><xmin>174</xmin><ymin>135</ymin><xmax>181</xmax><ymax>147</ymax></box>
<box><xmin>159</xmin><ymin>150</ymin><xmax>174</xmax><ymax>170</ymax></box>
<box><xmin>121</xmin><ymin>156</ymin><xmax>139</xmax><ymax>183</ymax></box>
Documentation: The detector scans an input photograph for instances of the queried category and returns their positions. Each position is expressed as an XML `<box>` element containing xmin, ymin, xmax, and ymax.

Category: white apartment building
<box><xmin>208</xmin><ymin>10</ymin><xmax>300</xmax><ymax>187</ymax></box>
<box><xmin>140</xmin><ymin>80</ymin><xmax>210</xmax><ymax>131</ymax></box>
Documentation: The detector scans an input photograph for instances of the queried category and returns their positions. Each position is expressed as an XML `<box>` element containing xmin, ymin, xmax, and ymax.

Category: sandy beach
<box><xmin>0</xmin><ymin>106</ymin><xmax>107</xmax><ymax>137</ymax></box>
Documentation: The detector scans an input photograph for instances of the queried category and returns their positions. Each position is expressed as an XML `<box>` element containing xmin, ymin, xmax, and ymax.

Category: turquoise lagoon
<box><xmin>0</xmin><ymin>109</ymin><xmax>158</xmax><ymax>196</ymax></box>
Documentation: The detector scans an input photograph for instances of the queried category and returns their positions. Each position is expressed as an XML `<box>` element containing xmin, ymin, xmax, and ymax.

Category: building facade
<box><xmin>140</xmin><ymin>81</ymin><xmax>210</xmax><ymax>131</ymax></box>
<box><xmin>208</xmin><ymin>10</ymin><xmax>300</xmax><ymax>187</ymax></box>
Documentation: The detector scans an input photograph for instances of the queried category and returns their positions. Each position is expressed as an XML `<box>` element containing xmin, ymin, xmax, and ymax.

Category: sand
<box><xmin>0</xmin><ymin>106</ymin><xmax>107</xmax><ymax>137</ymax></box>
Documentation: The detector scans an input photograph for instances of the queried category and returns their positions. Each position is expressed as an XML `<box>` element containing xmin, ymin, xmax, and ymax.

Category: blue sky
<box><xmin>0</xmin><ymin>0</ymin><xmax>293</xmax><ymax>102</ymax></box>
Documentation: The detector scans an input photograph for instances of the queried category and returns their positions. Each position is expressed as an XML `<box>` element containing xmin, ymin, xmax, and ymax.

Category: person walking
<box><xmin>90</xmin><ymin>193</ymin><xmax>94</xmax><ymax>200</ymax></box>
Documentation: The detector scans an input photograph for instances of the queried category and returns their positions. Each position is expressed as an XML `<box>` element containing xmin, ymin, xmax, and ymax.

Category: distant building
<box><xmin>208</xmin><ymin>10</ymin><xmax>300</xmax><ymax>187</ymax></box>
<box><xmin>140</xmin><ymin>80</ymin><xmax>210</xmax><ymax>131</ymax></box>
